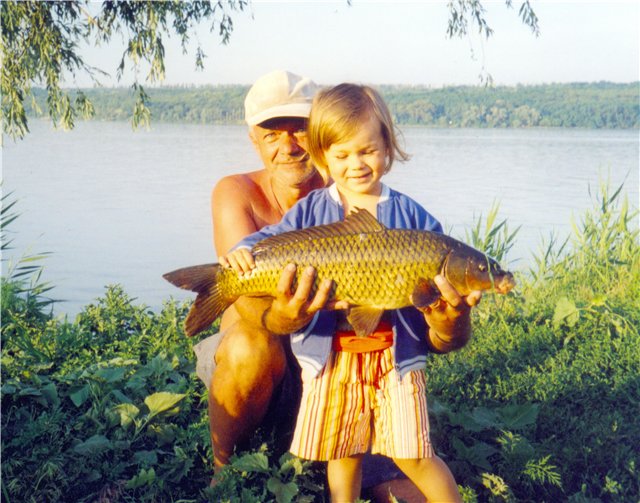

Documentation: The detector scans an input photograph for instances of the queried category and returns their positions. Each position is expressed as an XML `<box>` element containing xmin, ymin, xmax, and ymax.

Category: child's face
<box><xmin>324</xmin><ymin>114</ymin><xmax>388</xmax><ymax>197</ymax></box>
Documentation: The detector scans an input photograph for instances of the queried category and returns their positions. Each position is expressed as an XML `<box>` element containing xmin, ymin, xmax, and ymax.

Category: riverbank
<box><xmin>2</xmin><ymin>182</ymin><xmax>638</xmax><ymax>502</ymax></box>
<box><xmin>25</xmin><ymin>81</ymin><xmax>640</xmax><ymax>129</ymax></box>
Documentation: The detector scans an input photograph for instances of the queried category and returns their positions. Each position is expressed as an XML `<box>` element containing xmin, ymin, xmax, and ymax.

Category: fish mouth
<box><xmin>494</xmin><ymin>273</ymin><xmax>516</xmax><ymax>294</ymax></box>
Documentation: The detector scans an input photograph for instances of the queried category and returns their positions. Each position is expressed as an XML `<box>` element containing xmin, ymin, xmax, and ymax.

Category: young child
<box><xmin>222</xmin><ymin>83</ymin><xmax>465</xmax><ymax>502</ymax></box>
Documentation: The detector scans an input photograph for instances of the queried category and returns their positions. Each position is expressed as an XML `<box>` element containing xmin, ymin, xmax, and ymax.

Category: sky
<box><xmin>75</xmin><ymin>0</ymin><xmax>640</xmax><ymax>88</ymax></box>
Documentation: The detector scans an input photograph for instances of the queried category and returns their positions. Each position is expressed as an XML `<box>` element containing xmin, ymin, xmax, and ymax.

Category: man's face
<box><xmin>250</xmin><ymin>117</ymin><xmax>316</xmax><ymax>185</ymax></box>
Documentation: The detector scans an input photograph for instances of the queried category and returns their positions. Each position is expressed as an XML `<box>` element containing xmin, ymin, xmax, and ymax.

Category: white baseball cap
<box><xmin>244</xmin><ymin>70</ymin><xmax>319</xmax><ymax>126</ymax></box>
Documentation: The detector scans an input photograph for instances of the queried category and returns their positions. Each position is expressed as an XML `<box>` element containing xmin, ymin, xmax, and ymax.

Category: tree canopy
<box><xmin>1</xmin><ymin>0</ymin><xmax>538</xmax><ymax>140</ymax></box>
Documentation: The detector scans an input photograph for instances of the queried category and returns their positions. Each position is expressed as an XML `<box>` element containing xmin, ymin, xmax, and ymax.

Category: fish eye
<box><xmin>478</xmin><ymin>263</ymin><xmax>487</xmax><ymax>272</ymax></box>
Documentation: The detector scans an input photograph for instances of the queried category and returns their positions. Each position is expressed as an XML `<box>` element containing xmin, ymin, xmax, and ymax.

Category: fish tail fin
<box><xmin>163</xmin><ymin>264</ymin><xmax>233</xmax><ymax>337</ymax></box>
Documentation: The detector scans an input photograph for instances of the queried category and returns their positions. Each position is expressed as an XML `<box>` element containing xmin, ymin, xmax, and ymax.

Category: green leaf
<box><xmin>1</xmin><ymin>383</ymin><xmax>17</xmax><ymax>394</ymax></box>
<box><xmin>233</xmin><ymin>452</ymin><xmax>270</xmax><ymax>473</ymax></box>
<box><xmin>84</xmin><ymin>470</ymin><xmax>103</xmax><ymax>483</ymax></box>
<box><xmin>73</xmin><ymin>434</ymin><xmax>112</xmax><ymax>455</ymax></box>
<box><xmin>147</xmin><ymin>423</ymin><xmax>176</xmax><ymax>444</ymax></box>
<box><xmin>95</xmin><ymin>367</ymin><xmax>127</xmax><ymax>383</ymax></box>
<box><xmin>16</xmin><ymin>386</ymin><xmax>42</xmax><ymax>398</ymax></box>
<box><xmin>481</xmin><ymin>473</ymin><xmax>512</xmax><ymax>498</ymax></box>
<box><xmin>40</xmin><ymin>381</ymin><xmax>60</xmax><ymax>407</ymax></box>
<box><xmin>498</xmin><ymin>404</ymin><xmax>539</xmax><ymax>429</ymax></box>
<box><xmin>144</xmin><ymin>391</ymin><xmax>186</xmax><ymax>417</ymax></box>
<box><xmin>125</xmin><ymin>373</ymin><xmax>146</xmax><ymax>392</ymax></box>
<box><xmin>111</xmin><ymin>389</ymin><xmax>132</xmax><ymax>404</ymax></box>
<box><xmin>452</xmin><ymin>438</ymin><xmax>496</xmax><ymax>471</ymax></box>
<box><xmin>133</xmin><ymin>450</ymin><xmax>158</xmax><ymax>466</ymax></box>
<box><xmin>471</xmin><ymin>407</ymin><xmax>502</xmax><ymax>428</ymax></box>
<box><xmin>497</xmin><ymin>431</ymin><xmax>535</xmax><ymax>459</ymax></box>
<box><xmin>553</xmin><ymin>297</ymin><xmax>580</xmax><ymax>329</ymax></box>
<box><xmin>279</xmin><ymin>454</ymin><xmax>304</xmax><ymax>477</ymax></box>
<box><xmin>267</xmin><ymin>477</ymin><xmax>298</xmax><ymax>503</ymax></box>
<box><xmin>69</xmin><ymin>384</ymin><xmax>90</xmax><ymax>407</ymax></box>
<box><xmin>113</xmin><ymin>403</ymin><xmax>140</xmax><ymax>428</ymax></box>
<box><xmin>449</xmin><ymin>408</ymin><xmax>499</xmax><ymax>432</ymax></box>
<box><xmin>126</xmin><ymin>467</ymin><xmax>156</xmax><ymax>489</ymax></box>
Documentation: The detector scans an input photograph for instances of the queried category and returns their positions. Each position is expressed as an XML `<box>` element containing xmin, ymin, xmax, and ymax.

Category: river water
<box><xmin>3</xmin><ymin>120</ymin><xmax>638</xmax><ymax>316</ymax></box>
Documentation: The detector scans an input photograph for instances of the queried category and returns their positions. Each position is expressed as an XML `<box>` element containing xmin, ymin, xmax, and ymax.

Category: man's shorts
<box><xmin>193</xmin><ymin>331</ymin><xmax>225</xmax><ymax>390</ymax></box>
<box><xmin>289</xmin><ymin>347</ymin><xmax>434</xmax><ymax>461</ymax></box>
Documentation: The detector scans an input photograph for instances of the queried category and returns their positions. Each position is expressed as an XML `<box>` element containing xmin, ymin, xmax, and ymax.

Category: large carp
<box><xmin>164</xmin><ymin>208</ymin><xmax>515</xmax><ymax>337</ymax></box>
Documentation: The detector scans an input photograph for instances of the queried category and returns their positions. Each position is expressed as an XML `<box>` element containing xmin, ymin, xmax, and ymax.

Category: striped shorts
<box><xmin>290</xmin><ymin>347</ymin><xmax>434</xmax><ymax>461</ymax></box>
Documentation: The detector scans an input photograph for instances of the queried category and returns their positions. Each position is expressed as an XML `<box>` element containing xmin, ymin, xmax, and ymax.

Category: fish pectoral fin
<box><xmin>410</xmin><ymin>278</ymin><xmax>440</xmax><ymax>309</ymax></box>
<box><xmin>347</xmin><ymin>307</ymin><xmax>385</xmax><ymax>337</ymax></box>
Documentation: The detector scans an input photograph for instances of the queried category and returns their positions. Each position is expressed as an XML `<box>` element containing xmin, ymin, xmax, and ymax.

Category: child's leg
<box><xmin>327</xmin><ymin>453</ymin><xmax>364</xmax><ymax>503</ymax></box>
<box><xmin>393</xmin><ymin>456</ymin><xmax>461</xmax><ymax>503</ymax></box>
<box><xmin>290</xmin><ymin>353</ymin><xmax>372</xmax><ymax>460</ymax></box>
<box><xmin>372</xmin><ymin>363</ymin><xmax>460</xmax><ymax>502</ymax></box>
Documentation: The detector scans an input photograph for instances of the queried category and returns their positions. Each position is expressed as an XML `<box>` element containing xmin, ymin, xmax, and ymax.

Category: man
<box><xmin>194</xmin><ymin>70</ymin><xmax>328</xmax><ymax>471</ymax></box>
<box><xmin>194</xmin><ymin>70</ymin><xmax>481</xmax><ymax>501</ymax></box>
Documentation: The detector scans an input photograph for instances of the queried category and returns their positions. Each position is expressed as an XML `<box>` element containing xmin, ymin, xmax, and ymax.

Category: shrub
<box><xmin>2</xmin><ymin>181</ymin><xmax>638</xmax><ymax>502</ymax></box>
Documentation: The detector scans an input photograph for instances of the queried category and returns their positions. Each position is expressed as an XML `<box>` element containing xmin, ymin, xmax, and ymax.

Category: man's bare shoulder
<box><xmin>211</xmin><ymin>169</ymin><xmax>275</xmax><ymax>228</ymax></box>
<box><xmin>213</xmin><ymin>170</ymin><xmax>266</xmax><ymax>196</ymax></box>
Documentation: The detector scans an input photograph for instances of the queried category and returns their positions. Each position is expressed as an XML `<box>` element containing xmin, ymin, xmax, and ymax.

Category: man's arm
<box><xmin>212</xmin><ymin>174</ymin><xmax>275</xmax><ymax>329</ymax></box>
<box><xmin>212</xmin><ymin>175</ymin><xmax>261</xmax><ymax>256</ymax></box>
<box><xmin>212</xmin><ymin>175</ymin><xmax>345</xmax><ymax>331</ymax></box>
<box><xmin>422</xmin><ymin>275</ymin><xmax>482</xmax><ymax>354</ymax></box>
<box><xmin>231</xmin><ymin>266</ymin><xmax>345</xmax><ymax>333</ymax></box>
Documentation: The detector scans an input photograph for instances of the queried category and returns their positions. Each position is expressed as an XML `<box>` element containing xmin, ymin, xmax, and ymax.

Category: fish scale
<box><xmin>163</xmin><ymin>208</ymin><xmax>515</xmax><ymax>337</ymax></box>
<box><xmin>221</xmin><ymin>231</ymin><xmax>441</xmax><ymax>309</ymax></box>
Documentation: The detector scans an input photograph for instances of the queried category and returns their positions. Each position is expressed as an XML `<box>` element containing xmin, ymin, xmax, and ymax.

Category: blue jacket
<box><xmin>234</xmin><ymin>184</ymin><xmax>443</xmax><ymax>378</ymax></box>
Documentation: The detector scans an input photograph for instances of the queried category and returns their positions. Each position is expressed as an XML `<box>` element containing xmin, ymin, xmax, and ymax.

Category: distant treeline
<box><xmin>28</xmin><ymin>82</ymin><xmax>639</xmax><ymax>128</ymax></box>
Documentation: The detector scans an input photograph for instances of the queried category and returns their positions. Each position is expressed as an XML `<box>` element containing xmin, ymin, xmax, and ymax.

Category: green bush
<box><xmin>427</xmin><ymin>181</ymin><xmax>639</xmax><ymax>502</ymax></box>
<box><xmin>2</xmin><ymin>181</ymin><xmax>638</xmax><ymax>502</ymax></box>
<box><xmin>1</xmin><ymin>284</ymin><xmax>208</xmax><ymax>502</ymax></box>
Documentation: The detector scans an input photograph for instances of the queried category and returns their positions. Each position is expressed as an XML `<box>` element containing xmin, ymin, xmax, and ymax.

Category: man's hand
<box><xmin>420</xmin><ymin>274</ymin><xmax>482</xmax><ymax>353</ymax></box>
<box><xmin>263</xmin><ymin>264</ymin><xmax>349</xmax><ymax>335</ymax></box>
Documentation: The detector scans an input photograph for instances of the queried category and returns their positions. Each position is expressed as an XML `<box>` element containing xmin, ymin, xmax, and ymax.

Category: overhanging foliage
<box><xmin>1</xmin><ymin>0</ymin><xmax>539</xmax><ymax>140</ymax></box>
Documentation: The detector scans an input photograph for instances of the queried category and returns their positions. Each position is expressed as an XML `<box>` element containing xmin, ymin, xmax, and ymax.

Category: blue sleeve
<box><xmin>420</xmin><ymin>208</ymin><xmax>443</xmax><ymax>233</ymax></box>
<box><xmin>409</xmin><ymin>194</ymin><xmax>442</xmax><ymax>233</ymax></box>
<box><xmin>386</xmin><ymin>188</ymin><xmax>443</xmax><ymax>233</ymax></box>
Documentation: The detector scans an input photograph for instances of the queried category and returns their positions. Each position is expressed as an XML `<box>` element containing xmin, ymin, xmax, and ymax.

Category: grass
<box><xmin>1</xmin><ymin>181</ymin><xmax>638</xmax><ymax>502</ymax></box>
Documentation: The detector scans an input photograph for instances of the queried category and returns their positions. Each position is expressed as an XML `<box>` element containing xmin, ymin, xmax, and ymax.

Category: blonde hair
<box><xmin>307</xmin><ymin>83</ymin><xmax>410</xmax><ymax>174</ymax></box>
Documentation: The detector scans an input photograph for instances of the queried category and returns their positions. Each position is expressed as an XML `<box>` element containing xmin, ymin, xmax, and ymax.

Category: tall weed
<box><xmin>465</xmin><ymin>200</ymin><xmax>520</xmax><ymax>265</ymax></box>
<box><xmin>427</xmin><ymin>179</ymin><xmax>639</xmax><ymax>501</ymax></box>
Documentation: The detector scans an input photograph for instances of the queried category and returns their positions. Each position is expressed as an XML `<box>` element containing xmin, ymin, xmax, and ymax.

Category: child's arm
<box><xmin>220</xmin><ymin>200</ymin><xmax>308</xmax><ymax>274</ymax></box>
<box><xmin>220</xmin><ymin>247</ymin><xmax>255</xmax><ymax>275</ymax></box>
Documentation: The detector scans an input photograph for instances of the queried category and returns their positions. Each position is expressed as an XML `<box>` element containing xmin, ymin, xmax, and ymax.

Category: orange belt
<box><xmin>332</xmin><ymin>321</ymin><xmax>394</xmax><ymax>353</ymax></box>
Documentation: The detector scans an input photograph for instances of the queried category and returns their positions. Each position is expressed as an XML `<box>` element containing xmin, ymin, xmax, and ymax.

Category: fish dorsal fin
<box><xmin>253</xmin><ymin>207</ymin><xmax>385</xmax><ymax>253</ymax></box>
<box><xmin>347</xmin><ymin>306</ymin><xmax>386</xmax><ymax>337</ymax></box>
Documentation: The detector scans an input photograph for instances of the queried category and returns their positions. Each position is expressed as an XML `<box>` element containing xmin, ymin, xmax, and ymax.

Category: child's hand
<box><xmin>219</xmin><ymin>248</ymin><xmax>256</xmax><ymax>275</ymax></box>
